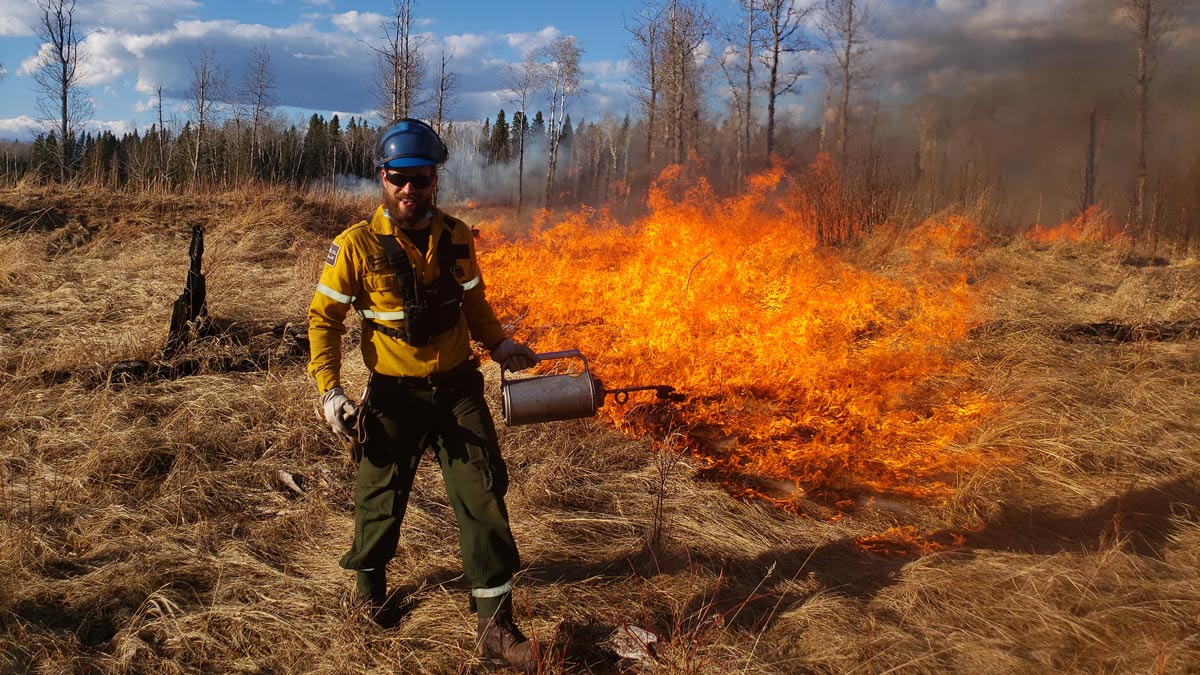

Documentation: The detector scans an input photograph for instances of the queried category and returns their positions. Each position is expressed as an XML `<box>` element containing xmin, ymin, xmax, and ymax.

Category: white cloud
<box><xmin>0</xmin><ymin>0</ymin><xmax>39</xmax><ymax>37</ymax></box>
<box><xmin>443</xmin><ymin>33</ymin><xmax>490</xmax><ymax>58</ymax></box>
<box><xmin>3</xmin><ymin>4</ymin><xmax>638</xmax><ymax>131</ymax></box>
<box><xmin>504</xmin><ymin>26</ymin><xmax>561</xmax><ymax>55</ymax></box>
<box><xmin>81</xmin><ymin>0</ymin><xmax>201</xmax><ymax>34</ymax></box>
<box><xmin>83</xmin><ymin>119</ymin><xmax>133</xmax><ymax>136</ymax></box>
<box><xmin>0</xmin><ymin>116</ymin><xmax>40</xmax><ymax>139</ymax></box>
<box><xmin>292</xmin><ymin>51</ymin><xmax>340</xmax><ymax>60</ymax></box>
<box><xmin>331</xmin><ymin>11</ymin><xmax>384</xmax><ymax>37</ymax></box>
<box><xmin>78</xmin><ymin>30</ymin><xmax>139</xmax><ymax>86</ymax></box>
<box><xmin>0</xmin><ymin>0</ymin><xmax>200</xmax><ymax>37</ymax></box>
<box><xmin>0</xmin><ymin>116</ymin><xmax>130</xmax><ymax>142</ymax></box>
<box><xmin>581</xmin><ymin>60</ymin><xmax>624</xmax><ymax>80</ymax></box>
<box><xmin>17</xmin><ymin>44</ymin><xmax>51</xmax><ymax>77</ymax></box>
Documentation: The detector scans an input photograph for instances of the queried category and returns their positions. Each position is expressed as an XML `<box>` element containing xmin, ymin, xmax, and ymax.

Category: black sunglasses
<box><xmin>383</xmin><ymin>172</ymin><xmax>435</xmax><ymax>189</ymax></box>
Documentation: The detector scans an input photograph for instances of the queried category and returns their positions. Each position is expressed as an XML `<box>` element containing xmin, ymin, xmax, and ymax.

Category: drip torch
<box><xmin>500</xmin><ymin>350</ymin><xmax>684</xmax><ymax>426</ymax></box>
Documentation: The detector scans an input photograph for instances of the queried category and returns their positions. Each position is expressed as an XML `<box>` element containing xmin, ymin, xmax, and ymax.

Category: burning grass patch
<box><xmin>482</xmin><ymin>167</ymin><xmax>998</xmax><ymax>504</ymax></box>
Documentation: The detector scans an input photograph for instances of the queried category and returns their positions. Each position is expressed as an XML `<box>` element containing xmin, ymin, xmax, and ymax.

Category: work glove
<box><xmin>320</xmin><ymin>386</ymin><xmax>358</xmax><ymax>440</ymax></box>
<box><xmin>491</xmin><ymin>338</ymin><xmax>538</xmax><ymax>372</ymax></box>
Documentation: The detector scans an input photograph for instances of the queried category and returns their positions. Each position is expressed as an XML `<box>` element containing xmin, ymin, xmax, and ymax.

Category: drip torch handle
<box><xmin>534</xmin><ymin>349</ymin><xmax>587</xmax><ymax>361</ymax></box>
<box><xmin>502</xmin><ymin>349</ymin><xmax>591</xmax><ymax>389</ymax></box>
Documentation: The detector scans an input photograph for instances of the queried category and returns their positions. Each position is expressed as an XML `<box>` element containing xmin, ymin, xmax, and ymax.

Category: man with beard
<box><xmin>307</xmin><ymin>118</ymin><xmax>539</xmax><ymax>670</ymax></box>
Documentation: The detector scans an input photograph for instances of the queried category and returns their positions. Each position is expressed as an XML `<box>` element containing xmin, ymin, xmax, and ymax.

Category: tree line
<box><xmin>5</xmin><ymin>0</ymin><xmax>1195</xmax><ymax>248</ymax></box>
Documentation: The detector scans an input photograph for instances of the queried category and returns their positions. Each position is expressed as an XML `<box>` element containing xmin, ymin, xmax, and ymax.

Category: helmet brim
<box><xmin>381</xmin><ymin>157</ymin><xmax>438</xmax><ymax>169</ymax></box>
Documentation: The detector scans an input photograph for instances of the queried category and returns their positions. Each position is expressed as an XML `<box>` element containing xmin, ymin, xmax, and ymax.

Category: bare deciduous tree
<box><xmin>539</xmin><ymin>36</ymin><xmax>583</xmax><ymax>208</ymax></box>
<box><xmin>153</xmin><ymin>84</ymin><xmax>170</xmax><ymax>186</ymax></box>
<box><xmin>718</xmin><ymin>0</ymin><xmax>762</xmax><ymax>183</ymax></box>
<box><xmin>187</xmin><ymin>45</ymin><xmax>227</xmax><ymax>185</ymax></box>
<box><xmin>759</xmin><ymin>0</ymin><xmax>813</xmax><ymax>157</ymax></box>
<box><xmin>505</xmin><ymin>50</ymin><xmax>543</xmax><ymax>214</ymax></box>
<box><xmin>32</xmin><ymin>0</ymin><xmax>92</xmax><ymax>181</ymax></box>
<box><xmin>819</xmin><ymin>0</ymin><xmax>870</xmax><ymax>168</ymax></box>
<box><xmin>371</xmin><ymin>0</ymin><xmax>428</xmax><ymax>122</ymax></box>
<box><xmin>432</xmin><ymin>46</ymin><xmax>460</xmax><ymax>137</ymax></box>
<box><xmin>1123</xmin><ymin>0</ymin><xmax>1176</xmax><ymax>239</ymax></box>
<box><xmin>662</xmin><ymin>0</ymin><xmax>710</xmax><ymax>166</ymax></box>
<box><xmin>626</xmin><ymin>2</ymin><xmax>665</xmax><ymax>168</ymax></box>
<box><xmin>241</xmin><ymin>45</ymin><xmax>277</xmax><ymax>178</ymax></box>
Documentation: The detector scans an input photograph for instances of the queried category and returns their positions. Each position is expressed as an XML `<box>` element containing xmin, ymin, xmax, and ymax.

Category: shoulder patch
<box><xmin>325</xmin><ymin>242</ymin><xmax>340</xmax><ymax>266</ymax></box>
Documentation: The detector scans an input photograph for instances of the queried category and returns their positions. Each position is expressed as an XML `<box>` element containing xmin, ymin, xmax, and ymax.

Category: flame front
<box><xmin>480</xmin><ymin>164</ymin><xmax>995</xmax><ymax>504</ymax></box>
<box><xmin>1025</xmin><ymin>205</ymin><xmax>1123</xmax><ymax>244</ymax></box>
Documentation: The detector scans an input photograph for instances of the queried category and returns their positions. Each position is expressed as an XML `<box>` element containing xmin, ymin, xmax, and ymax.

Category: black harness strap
<box><xmin>366</xmin><ymin>220</ymin><xmax>470</xmax><ymax>347</ymax></box>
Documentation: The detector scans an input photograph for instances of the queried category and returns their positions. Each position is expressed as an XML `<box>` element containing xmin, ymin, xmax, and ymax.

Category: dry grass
<box><xmin>2</xmin><ymin>184</ymin><xmax>1198</xmax><ymax>674</ymax></box>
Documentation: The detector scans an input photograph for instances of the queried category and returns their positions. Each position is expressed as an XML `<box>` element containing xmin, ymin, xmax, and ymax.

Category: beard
<box><xmin>384</xmin><ymin>189</ymin><xmax>434</xmax><ymax>229</ymax></box>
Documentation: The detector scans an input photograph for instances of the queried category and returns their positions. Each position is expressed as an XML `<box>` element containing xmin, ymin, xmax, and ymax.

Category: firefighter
<box><xmin>308</xmin><ymin>118</ymin><xmax>539</xmax><ymax>670</ymax></box>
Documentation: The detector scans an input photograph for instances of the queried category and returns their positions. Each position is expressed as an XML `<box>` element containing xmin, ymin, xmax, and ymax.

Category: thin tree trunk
<box><xmin>1084</xmin><ymin>107</ymin><xmax>1097</xmax><ymax>211</ymax></box>
<box><xmin>1133</xmin><ymin>1</ymin><xmax>1150</xmax><ymax>235</ymax></box>
<box><xmin>517</xmin><ymin>131</ymin><xmax>525</xmax><ymax>214</ymax></box>
<box><xmin>837</xmin><ymin>7</ymin><xmax>852</xmax><ymax>169</ymax></box>
<box><xmin>741</xmin><ymin>0</ymin><xmax>754</xmax><ymax>175</ymax></box>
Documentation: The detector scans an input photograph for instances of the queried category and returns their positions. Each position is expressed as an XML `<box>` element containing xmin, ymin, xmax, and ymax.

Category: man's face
<box><xmin>381</xmin><ymin>165</ymin><xmax>437</xmax><ymax>227</ymax></box>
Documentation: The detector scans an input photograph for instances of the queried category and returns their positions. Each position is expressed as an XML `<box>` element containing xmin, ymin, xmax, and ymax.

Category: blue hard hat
<box><xmin>374</xmin><ymin>118</ymin><xmax>449</xmax><ymax>169</ymax></box>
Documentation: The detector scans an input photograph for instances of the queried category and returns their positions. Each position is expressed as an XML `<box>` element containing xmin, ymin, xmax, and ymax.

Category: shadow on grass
<box><xmin>522</xmin><ymin>475</ymin><xmax>1200</xmax><ymax>671</ymax></box>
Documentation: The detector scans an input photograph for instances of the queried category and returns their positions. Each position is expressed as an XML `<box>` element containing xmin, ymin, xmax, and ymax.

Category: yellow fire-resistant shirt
<box><xmin>307</xmin><ymin>205</ymin><xmax>507</xmax><ymax>394</ymax></box>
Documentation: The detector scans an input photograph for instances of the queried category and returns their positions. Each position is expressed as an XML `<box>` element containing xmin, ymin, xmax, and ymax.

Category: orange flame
<box><xmin>1024</xmin><ymin>205</ymin><xmax>1124</xmax><ymax>245</ymax></box>
<box><xmin>480</xmin><ymin>166</ymin><xmax>997</xmax><ymax>504</ymax></box>
<box><xmin>855</xmin><ymin>526</ymin><xmax>967</xmax><ymax>557</ymax></box>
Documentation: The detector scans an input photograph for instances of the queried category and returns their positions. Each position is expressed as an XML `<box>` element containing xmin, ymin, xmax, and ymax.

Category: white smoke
<box><xmin>439</xmin><ymin>122</ymin><xmax>555</xmax><ymax>209</ymax></box>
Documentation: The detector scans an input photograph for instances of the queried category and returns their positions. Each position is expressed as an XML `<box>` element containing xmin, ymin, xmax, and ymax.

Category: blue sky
<box><xmin>1</xmin><ymin>0</ymin><xmax>1197</xmax><ymax>142</ymax></box>
<box><xmin>0</xmin><ymin>0</ymin><xmax>720</xmax><ymax>140</ymax></box>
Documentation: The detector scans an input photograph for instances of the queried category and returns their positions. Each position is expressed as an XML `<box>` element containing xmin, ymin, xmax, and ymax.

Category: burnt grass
<box><xmin>1</xmin><ymin>185</ymin><xmax>1199</xmax><ymax>674</ymax></box>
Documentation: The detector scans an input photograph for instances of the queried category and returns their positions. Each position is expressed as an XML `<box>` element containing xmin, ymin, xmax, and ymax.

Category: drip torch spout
<box><xmin>605</xmin><ymin>385</ymin><xmax>686</xmax><ymax>405</ymax></box>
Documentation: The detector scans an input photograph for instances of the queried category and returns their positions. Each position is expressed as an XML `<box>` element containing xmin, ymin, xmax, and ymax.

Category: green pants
<box><xmin>339</xmin><ymin>362</ymin><xmax>520</xmax><ymax>617</ymax></box>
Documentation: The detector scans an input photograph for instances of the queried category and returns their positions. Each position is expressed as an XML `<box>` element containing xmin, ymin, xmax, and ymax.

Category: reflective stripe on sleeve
<box><xmin>470</xmin><ymin>580</ymin><xmax>513</xmax><ymax>598</ymax></box>
<box><xmin>359</xmin><ymin>308</ymin><xmax>406</xmax><ymax>321</ymax></box>
<box><xmin>316</xmin><ymin>283</ymin><xmax>354</xmax><ymax>304</ymax></box>
<box><xmin>461</xmin><ymin>274</ymin><xmax>482</xmax><ymax>291</ymax></box>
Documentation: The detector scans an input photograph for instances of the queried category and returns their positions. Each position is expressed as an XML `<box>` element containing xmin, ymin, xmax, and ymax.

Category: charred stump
<box><xmin>36</xmin><ymin>224</ymin><xmax>311</xmax><ymax>387</ymax></box>
<box><xmin>164</xmin><ymin>224</ymin><xmax>208</xmax><ymax>356</ymax></box>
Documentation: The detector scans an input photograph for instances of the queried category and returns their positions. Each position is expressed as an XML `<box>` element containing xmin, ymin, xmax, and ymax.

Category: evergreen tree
<box><xmin>559</xmin><ymin>114</ymin><xmax>574</xmax><ymax>152</ymax></box>
<box><xmin>511</xmin><ymin>111</ymin><xmax>528</xmax><ymax>150</ymax></box>
<box><xmin>171</xmin><ymin>123</ymin><xmax>195</xmax><ymax>183</ymax></box>
<box><xmin>328</xmin><ymin>114</ymin><xmax>342</xmax><ymax>177</ymax></box>
<box><xmin>531</xmin><ymin>111</ymin><xmax>545</xmax><ymax>139</ymax></box>
<box><xmin>489</xmin><ymin>109</ymin><xmax>511</xmax><ymax>164</ymax></box>
<box><xmin>344</xmin><ymin>116</ymin><xmax>359</xmax><ymax>177</ymax></box>
<box><xmin>302</xmin><ymin>113</ymin><xmax>328</xmax><ymax>179</ymax></box>
<box><xmin>33</xmin><ymin>132</ymin><xmax>58</xmax><ymax>179</ymax></box>
<box><xmin>479</xmin><ymin>117</ymin><xmax>491</xmax><ymax>162</ymax></box>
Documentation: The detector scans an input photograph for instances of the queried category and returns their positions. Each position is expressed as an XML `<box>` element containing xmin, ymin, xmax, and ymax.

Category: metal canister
<box><xmin>501</xmin><ymin>350</ymin><xmax>604</xmax><ymax>426</ymax></box>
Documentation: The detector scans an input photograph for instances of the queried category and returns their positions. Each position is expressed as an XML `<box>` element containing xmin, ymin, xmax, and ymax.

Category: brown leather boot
<box><xmin>476</xmin><ymin>612</ymin><xmax>538</xmax><ymax>671</ymax></box>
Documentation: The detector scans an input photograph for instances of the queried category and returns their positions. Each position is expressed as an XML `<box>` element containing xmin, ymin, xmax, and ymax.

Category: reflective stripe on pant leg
<box><xmin>433</xmin><ymin>369</ymin><xmax>520</xmax><ymax>617</ymax></box>
<box><xmin>471</xmin><ymin>580</ymin><xmax>513</xmax><ymax>598</ymax></box>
